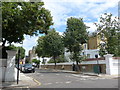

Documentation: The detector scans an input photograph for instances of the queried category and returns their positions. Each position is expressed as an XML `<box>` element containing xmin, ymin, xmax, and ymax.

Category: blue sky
<box><xmin>14</xmin><ymin>0</ymin><xmax>119</xmax><ymax>55</ymax></box>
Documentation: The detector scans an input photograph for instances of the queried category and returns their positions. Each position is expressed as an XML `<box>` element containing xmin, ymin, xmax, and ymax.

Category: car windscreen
<box><xmin>24</xmin><ymin>64</ymin><xmax>32</xmax><ymax>68</ymax></box>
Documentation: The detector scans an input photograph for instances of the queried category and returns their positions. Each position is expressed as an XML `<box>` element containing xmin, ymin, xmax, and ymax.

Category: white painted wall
<box><xmin>64</xmin><ymin>48</ymin><xmax>100</xmax><ymax>62</ymax></box>
<box><xmin>64</xmin><ymin>48</ymin><xmax>71</xmax><ymax>62</ymax></box>
<box><xmin>45</xmin><ymin>59</ymin><xmax>105</xmax><ymax>65</ymax></box>
<box><xmin>104</xmin><ymin>54</ymin><xmax>120</xmax><ymax>75</ymax></box>
<box><xmin>81</xmin><ymin>49</ymin><xmax>100</xmax><ymax>58</ymax></box>
<box><xmin>0</xmin><ymin>50</ymin><xmax>17</xmax><ymax>82</ymax></box>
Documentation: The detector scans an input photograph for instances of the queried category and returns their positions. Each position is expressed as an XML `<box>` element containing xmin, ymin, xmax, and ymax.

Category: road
<box><xmin>24</xmin><ymin>68</ymin><xmax>118</xmax><ymax>88</ymax></box>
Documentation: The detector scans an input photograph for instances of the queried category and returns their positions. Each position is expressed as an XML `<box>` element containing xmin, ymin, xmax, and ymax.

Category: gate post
<box><xmin>104</xmin><ymin>54</ymin><xmax>113</xmax><ymax>75</ymax></box>
<box><xmin>5</xmin><ymin>50</ymin><xmax>17</xmax><ymax>81</ymax></box>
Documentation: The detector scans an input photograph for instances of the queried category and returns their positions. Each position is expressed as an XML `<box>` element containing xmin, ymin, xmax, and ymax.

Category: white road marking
<box><xmin>55</xmin><ymin>82</ymin><xmax>63</xmax><ymax>84</ymax></box>
<box><xmin>56</xmin><ymin>74</ymin><xmax>60</xmax><ymax>75</ymax></box>
<box><xmin>80</xmin><ymin>79</ymin><xmax>86</xmax><ymax>80</ymax></box>
<box><xmin>65</xmin><ymin>81</ymin><xmax>71</xmax><ymax>83</ymax></box>
<box><xmin>55</xmin><ymin>82</ymin><xmax>59</xmax><ymax>84</ymax></box>
<box><xmin>44</xmin><ymin>83</ymin><xmax>52</xmax><ymax>85</ymax></box>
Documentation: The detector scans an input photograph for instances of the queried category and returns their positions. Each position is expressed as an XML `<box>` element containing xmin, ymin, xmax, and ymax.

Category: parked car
<box><xmin>32</xmin><ymin>63</ymin><xmax>37</xmax><ymax>67</ymax></box>
<box><xmin>21</xmin><ymin>64</ymin><xmax>35</xmax><ymax>73</ymax></box>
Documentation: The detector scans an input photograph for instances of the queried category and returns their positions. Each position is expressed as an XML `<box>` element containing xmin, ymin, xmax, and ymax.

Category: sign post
<box><xmin>17</xmin><ymin>49</ymin><xmax>20</xmax><ymax>84</ymax></box>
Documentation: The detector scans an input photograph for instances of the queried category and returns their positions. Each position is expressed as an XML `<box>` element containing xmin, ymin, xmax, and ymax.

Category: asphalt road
<box><xmin>24</xmin><ymin>68</ymin><xmax>118</xmax><ymax>88</ymax></box>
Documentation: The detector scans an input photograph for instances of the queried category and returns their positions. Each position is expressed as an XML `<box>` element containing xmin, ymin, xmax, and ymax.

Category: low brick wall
<box><xmin>80</xmin><ymin>64</ymin><xmax>106</xmax><ymax>73</ymax></box>
<box><xmin>41</xmin><ymin>64</ymin><xmax>106</xmax><ymax>74</ymax></box>
<box><xmin>42</xmin><ymin>64</ymin><xmax>73</xmax><ymax>71</ymax></box>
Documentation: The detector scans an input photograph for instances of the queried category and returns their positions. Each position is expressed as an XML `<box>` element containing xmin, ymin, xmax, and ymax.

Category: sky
<box><xmin>14</xmin><ymin>0</ymin><xmax>119</xmax><ymax>55</ymax></box>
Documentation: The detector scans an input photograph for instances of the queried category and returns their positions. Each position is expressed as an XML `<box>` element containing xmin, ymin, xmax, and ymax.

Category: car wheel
<box><xmin>32</xmin><ymin>70</ymin><xmax>35</xmax><ymax>73</ymax></box>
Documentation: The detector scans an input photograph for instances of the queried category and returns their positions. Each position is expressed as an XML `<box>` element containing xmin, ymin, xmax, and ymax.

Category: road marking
<box><xmin>65</xmin><ymin>81</ymin><xmax>71</xmax><ymax>84</ymax></box>
<box><xmin>33</xmin><ymin>78</ymin><xmax>42</xmax><ymax>86</ymax></box>
<box><xmin>80</xmin><ymin>79</ymin><xmax>86</xmax><ymax>80</ymax></box>
<box><xmin>56</xmin><ymin>74</ymin><xmax>60</xmax><ymax>75</ymax></box>
<box><xmin>44</xmin><ymin>83</ymin><xmax>52</xmax><ymax>85</ymax></box>
<box><xmin>55</xmin><ymin>82</ymin><xmax>59</xmax><ymax>84</ymax></box>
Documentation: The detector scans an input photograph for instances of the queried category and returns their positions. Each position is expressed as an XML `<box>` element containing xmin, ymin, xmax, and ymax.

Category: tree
<box><xmin>15</xmin><ymin>46</ymin><xmax>25</xmax><ymax>61</ymax></box>
<box><xmin>48</xmin><ymin>54</ymin><xmax>68</xmax><ymax>63</ymax></box>
<box><xmin>32</xmin><ymin>59</ymin><xmax>40</xmax><ymax>68</ymax></box>
<box><xmin>2</xmin><ymin>2</ymin><xmax>53</xmax><ymax>46</ymax></box>
<box><xmin>95</xmin><ymin>13</ymin><xmax>120</xmax><ymax>56</ymax></box>
<box><xmin>35</xmin><ymin>36</ymin><xmax>45</xmax><ymax>57</ymax></box>
<box><xmin>35</xmin><ymin>36</ymin><xmax>48</xmax><ymax>64</ymax></box>
<box><xmin>63</xmin><ymin>17</ymin><xmax>88</xmax><ymax>71</ymax></box>
<box><xmin>43</xmin><ymin>29</ymin><xmax>64</xmax><ymax>68</ymax></box>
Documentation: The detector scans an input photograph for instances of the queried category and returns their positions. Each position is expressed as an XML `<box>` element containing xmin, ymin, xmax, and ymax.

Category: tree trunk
<box><xmin>76</xmin><ymin>60</ymin><xmax>80</xmax><ymax>71</ymax></box>
<box><xmin>53</xmin><ymin>56</ymin><xmax>56</xmax><ymax>69</ymax></box>
<box><xmin>45</xmin><ymin>31</ymin><xmax>48</xmax><ymax>35</ymax></box>
<box><xmin>9</xmin><ymin>43</ymin><xmax>12</xmax><ymax>46</ymax></box>
<box><xmin>39</xmin><ymin>57</ymin><xmax>41</xmax><ymax>69</ymax></box>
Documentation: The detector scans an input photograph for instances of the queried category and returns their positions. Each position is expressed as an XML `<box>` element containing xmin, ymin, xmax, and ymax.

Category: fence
<box><xmin>41</xmin><ymin>54</ymin><xmax>120</xmax><ymax>75</ymax></box>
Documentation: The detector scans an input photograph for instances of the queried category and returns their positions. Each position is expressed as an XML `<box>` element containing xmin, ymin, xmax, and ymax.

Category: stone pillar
<box><xmin>5</xmin><ymin>50</ymin><xmax>17</xmax><ymax>82</ymax></box>
<box><xmin>104</xmin><ymin>54</ymin><xmax>113</xmax><ymax>75</ymax></box>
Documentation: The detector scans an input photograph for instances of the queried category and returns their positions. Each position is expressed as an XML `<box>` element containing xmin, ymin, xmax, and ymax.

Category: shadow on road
<box><xmin>35</xmin><ymin>68</ymin><xmax>72</xmax><ymax>74</ymax></box>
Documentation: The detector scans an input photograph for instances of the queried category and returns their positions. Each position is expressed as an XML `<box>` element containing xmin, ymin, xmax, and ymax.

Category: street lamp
<box><xmin>95</xmin><ymin>54</ymin><xmax>100</xmax><ymax>75</ymax></box>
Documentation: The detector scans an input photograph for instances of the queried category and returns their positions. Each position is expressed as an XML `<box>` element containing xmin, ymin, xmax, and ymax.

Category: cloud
<box><xmin>13</xmin><ymin>0</ymin><xmax>118</xmax><ymax>55</ymax></box>
<box><xmin>85</xmin><ymin>22</ymin><xmax>97</xmax><ymax>33</ymax></box>
<box><xmin>56</xmin><ymin>31</ymin><xmax>64</xmax><ymax>36</ymax></box>
<box><xmin>43</xmin><ymin>1</ymin><xmax>71</xmax><ymax>28</ymax></box>
<box><xmin>43</xmin><ymin>0</ymin><xmax>118</xmax><ymax>30</ymax></box>
<box><xmin>13</xmin><ymin>35</ymin><xmax>38</xmax><ymax>55</ymax></box>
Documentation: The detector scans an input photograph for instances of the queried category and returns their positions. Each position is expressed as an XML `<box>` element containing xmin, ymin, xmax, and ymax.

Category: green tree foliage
<box><xmin>2</xmin><ymin>2</ymin><xmax>53</xmax><ymax>46</ymax></box>
<box><xmin>95</xmin><ymin>13</ymin><xmax>120</xmax><ymax>56</ymax></box>
<box><xmin>16</xmin><ymin>47</ymin><xmax>25</xmax><ymax>59</ymax></box>
<box><xmin>35</xmin><ymin>36</ymin><xmax>46</xmax><ymax>58</ymax></box>
<box><xmin>6</xmin><ymin>45</ymin><xmax>25</xmax><ymax>59</ymax></box>
<box><xmin>32</xmin><ymin>59</ymin><xmax>40</xmax><ymax>64</ymax></box>
<box><xmin>6</xmin><ymin>45</ymin><xmax>17</xmax><ymax>50</ymax></box>
<box><xmin>5</xmin><ymin>45</ymin><xmax>25</xmax><ymax>63</ymax></box>
<box><xmin>44</xmin><ymin>29</ymin><xmax>64</xmax><ymax>68</ymax></box>
<box><xmin>48</xmin><ymin>54</ymin><xmax>68</xmax><ymax>63</ymax></box>
<box><xmin>63</xmin><ymin>17</ymin><xmax>88</xmax><ymax>71</ymax></box>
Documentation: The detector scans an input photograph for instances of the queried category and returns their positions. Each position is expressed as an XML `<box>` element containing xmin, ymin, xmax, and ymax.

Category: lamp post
<box><xmin>95</xmin><ymin>54</ymin><xmax>100</xmax><ymax>75</ymax></box>
<box><xmin>17</xmin><ymin>49</ymin><xmax>20</xmax><ymax>84</ymax></box>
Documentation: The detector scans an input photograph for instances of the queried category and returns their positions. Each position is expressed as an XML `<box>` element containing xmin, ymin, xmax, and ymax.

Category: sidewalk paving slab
<box><xmin>0</xmin><ymin>72</ymin><xmax>39</xmax><ymax>89</ymax></box>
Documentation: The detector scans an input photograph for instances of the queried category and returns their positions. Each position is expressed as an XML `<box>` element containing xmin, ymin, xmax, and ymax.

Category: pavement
<box><xmin>0</xmin><ymin>72</ymin><xmax>39</xmax><ymax>89</ymax></box>
<box><xmin>42</xmin><ymin>68</ymin><xmax>120</xmax><ymax>79</ymax></box>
